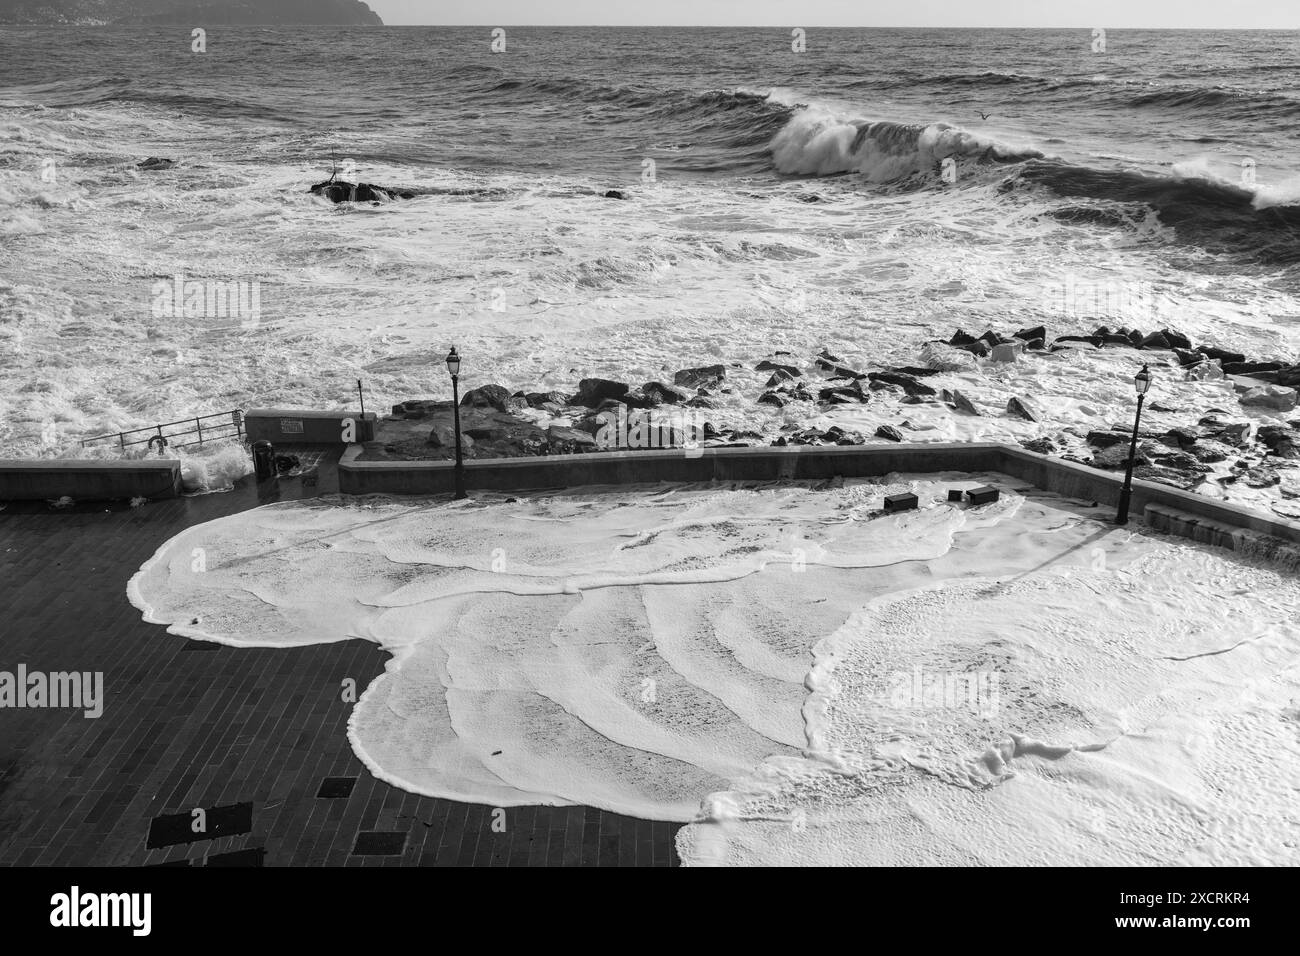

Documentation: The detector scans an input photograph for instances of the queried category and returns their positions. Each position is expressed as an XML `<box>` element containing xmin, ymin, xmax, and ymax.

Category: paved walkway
<box><xmin>0</xmin><ymin>450</ymin><xmax>679</xmax><ymax>866</ymax></box>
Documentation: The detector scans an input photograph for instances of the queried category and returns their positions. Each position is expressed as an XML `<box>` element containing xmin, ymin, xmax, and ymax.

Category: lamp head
<box><xmin>1134</xmin><ymin>364</ymin><xmax>1152</xmax><ymax>396</ymax></box>
<box><xmin>445</xmin><ymin>346</ymin><xmax>461</xmax><ymax>378</ymax></box>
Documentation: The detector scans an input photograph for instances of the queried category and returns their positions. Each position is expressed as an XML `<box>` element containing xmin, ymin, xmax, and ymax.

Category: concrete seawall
<box><xmin>339</xmin><ymin>442</ymin><xmax>1300</xmax><ymax>559</ymax></box>
<box><xmin>0</xmin><ymin>459</ymin><xmax>183</xmax><ymax>501</ymax></box>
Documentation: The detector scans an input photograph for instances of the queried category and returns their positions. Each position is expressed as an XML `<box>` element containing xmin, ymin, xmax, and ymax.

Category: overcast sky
<box><xmin>371</xmin><ymin>1</ymin><xmax>1297</xmax><ymax>29</ymax></box>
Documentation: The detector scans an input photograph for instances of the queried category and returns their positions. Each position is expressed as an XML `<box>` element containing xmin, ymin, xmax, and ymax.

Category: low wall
<box><xmin>338</xmin><ymin>442</ymin><xmax>1300</xmax><ymax>556</ymax></box>
<box><xmin>245</xmin><ymin>409</ymin><xmax>376</xmax><ymax>445</ymax></box>
<box><xmin>0</xmin><ymin>459</ymin><xmax>183</xmax><ymax>501</ymax></box>
<box><xmin>339</xmin><ymin>443</ymin><xmax>1006</xmax><ymax>495</ymax></box>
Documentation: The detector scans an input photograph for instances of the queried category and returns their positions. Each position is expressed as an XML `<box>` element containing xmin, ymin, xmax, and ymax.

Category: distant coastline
<box><xmin>0</xmin><ymin>0</ymin><xmax>383</xmax><ymax>26</ymax></box>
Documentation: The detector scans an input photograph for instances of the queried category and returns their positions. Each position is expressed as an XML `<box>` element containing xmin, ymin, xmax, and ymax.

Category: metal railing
<box><xmin>80</xmin><ymin>410</ymin><xmax>244</xmax><ymax>453</ymax></box>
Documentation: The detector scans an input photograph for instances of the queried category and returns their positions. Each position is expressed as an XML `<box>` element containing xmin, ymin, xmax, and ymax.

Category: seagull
<box><xmin>975</xmin><ymin>110</ymin><xmax>993</xmax><ymax>121</ymax></box>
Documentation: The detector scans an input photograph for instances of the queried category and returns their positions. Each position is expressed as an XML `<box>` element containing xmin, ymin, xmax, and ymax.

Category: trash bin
<box><xmin>252</xmin><ymin>440</ymin><xmax>276</xmax><ymax>482</ymax></box>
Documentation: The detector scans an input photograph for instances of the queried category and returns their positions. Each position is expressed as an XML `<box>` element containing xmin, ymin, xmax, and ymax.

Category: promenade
<box><xmin>0</xmin><ymin>450</ymin><xmax>678</xmax><ymax>866</ymax></box>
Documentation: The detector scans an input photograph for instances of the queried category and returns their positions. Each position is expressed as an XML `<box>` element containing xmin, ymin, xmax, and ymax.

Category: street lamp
<box><xmin>1115</xmin><ymin>364</ymin><xmax>1152</xmax><ymax>526</ymax></box>
<box><xmin>445</xmin><ymin>346</ymin><xmax>467</xmax><ymax>500</ymax></box>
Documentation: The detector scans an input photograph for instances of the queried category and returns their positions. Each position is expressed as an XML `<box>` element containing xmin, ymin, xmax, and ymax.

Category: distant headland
<box><xmin>0</xmin><ymin>0</ymin><xmax>384</xmax><ymax>25</ymax></box>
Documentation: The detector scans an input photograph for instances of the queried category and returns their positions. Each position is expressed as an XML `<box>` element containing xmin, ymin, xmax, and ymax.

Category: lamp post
<box><xmin>1115</xmin><ymin>364</ymin><xmax>1152</xmax><ymax>526</ymax></box>
<box><xmin>445</xmin><ymin>346</ymin><xmax>467</xmax><ymax>500</ymax></box>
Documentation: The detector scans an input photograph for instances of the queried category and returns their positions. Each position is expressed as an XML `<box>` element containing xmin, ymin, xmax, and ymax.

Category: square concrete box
<box><xmin>884</xmin><ymin>492</ymin><xmax>919</xmax><ymax>513</ymax></box>
<box><xmin>947</xmin><ymin>489</ymin><xmax>964</xmax><ymax>502</ymax></box>
<box><xmin>966</xmin><ymin>485</ymin><xmax>1000</xmax><ymax>506</ymax></box>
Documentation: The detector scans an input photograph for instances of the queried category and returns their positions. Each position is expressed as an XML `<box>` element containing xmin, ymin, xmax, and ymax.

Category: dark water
<box><xmin>0</xmin><ymin>26</ymin><xmax>1298</xmax><ymax>453</ymax></box>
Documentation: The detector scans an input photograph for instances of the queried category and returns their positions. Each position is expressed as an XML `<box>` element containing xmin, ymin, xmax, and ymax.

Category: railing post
<box><xmin>119</xmin><ymin>433</ymin><xmax>125</xmax><ymax>452</ymax></box>
<box><xmin>196</xmin><ymin>417</ymin><xmax>203</xmax><ymax>445</ymax></box>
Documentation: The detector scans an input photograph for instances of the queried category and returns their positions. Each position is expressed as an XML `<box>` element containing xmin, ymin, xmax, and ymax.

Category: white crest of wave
<box><xmin>769</xmin><ymin>105</ymin><xmax>1038</xmax><ymax>181</ymax></box>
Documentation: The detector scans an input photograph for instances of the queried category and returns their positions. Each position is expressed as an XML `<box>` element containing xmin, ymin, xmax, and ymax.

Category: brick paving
<box><xmin>0</xmin><ymin>450</ymin><xmax>680</xmax><ymax>866</ymax></box>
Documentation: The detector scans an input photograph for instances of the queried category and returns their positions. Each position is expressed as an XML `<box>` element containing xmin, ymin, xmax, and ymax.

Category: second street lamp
<box><xmin>445</xmin><ymin>346</ymin><xmax>467</xmax><ymax>500</ymax></box>
<box><xmin>1115</xmin><ymin>363</ymin><xmax>1152</xmax><ymax>526</ymax></box>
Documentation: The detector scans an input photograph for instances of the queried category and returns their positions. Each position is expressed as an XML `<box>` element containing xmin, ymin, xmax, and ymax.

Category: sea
<box><xmin>1</xmin><ymin>26</ymin><xmax>1299</xmax><ymax>456</ymax></box>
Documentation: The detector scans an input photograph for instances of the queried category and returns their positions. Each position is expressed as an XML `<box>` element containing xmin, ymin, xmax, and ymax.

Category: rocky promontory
<box><xmin>0</xmin><ymin>0</ymin><xmax>383</xmax><ymax>24</ymax></box>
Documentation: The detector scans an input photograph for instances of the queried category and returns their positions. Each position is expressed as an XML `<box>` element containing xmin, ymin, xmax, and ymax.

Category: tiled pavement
<box><xmin>0</xmin><ymin>448</ymin><xmax>679</xmax><ymax>866</ymax></box>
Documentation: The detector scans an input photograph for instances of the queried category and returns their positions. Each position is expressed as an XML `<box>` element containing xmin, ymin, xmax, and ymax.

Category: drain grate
<box><xmin>352</xmin><ymin>831</ymin><xmax>407</xmax><ymax>856</ymax></box>
<box><xmin>179</xmin><ymin>641</ymin><xmax>219</xmax><ymax>652</ymax></box>
<box><xmin>316</xmin><ymin>776</ymin><xmax>357</xmax><ymax>799</ymax></box>
<box><xmin>146</xmin><ymin>802</ymin><xmax>253</xmax><ymax>849</ymax></box>
<box><xmin>205</xmin><ymin>847</ymin><xmax>265</xmax><ymax>867</ymax></box>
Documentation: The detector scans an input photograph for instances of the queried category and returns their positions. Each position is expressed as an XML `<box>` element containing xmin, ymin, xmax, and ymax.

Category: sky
<box><xmin>370</xmin><ymin>1</ymin><xmax>1299</xmax><ymax>29</ymax></box>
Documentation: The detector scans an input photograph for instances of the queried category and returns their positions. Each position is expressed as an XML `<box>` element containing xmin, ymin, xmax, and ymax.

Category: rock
<box><xmin>571</xmin><ymin>377</ymin><xmax>630</xmax><ymax>407</ymax></box>
<box><xmin>875</xmin><ymin>424</ymin><xmax>904</xmax><ymax>442</ymax></box>
<box><xmin>1188</xmin><ymin>440</ymin><xmax>1231</xmax><ymax>464</ymax></box>
<box><xmin>1222</xmin><ymin>361</ymin><xmax>1283</xmax><ymax>379</ymax></box>
<box><xmin>949</xmin><ymin>390</ymin><xmax>981</xmax><ymax>416</ymax></box>
<box><xmin>949</xmin><ymin>329</ymin><xmax>977</xmax><ymax>346</ymax></box>
<box><xmin>757</xmin><ymin>391</ymin><xmax>786</xmax><ymax>408</ymax></box>
<box><xmin>765</xmin><ymin>369</ymin><xmax>797</xmax><ymax>387</ymax></box>
<box><xmin>1161</xmin><ymin>427</ymin><xmax>1199</xmax><ymax>449</ymax></box>
<box><xmin>460</xmin><ymin>384</ymin><xmax>514</xmax><ymax>413</ymax></box>
<box><xmin>1275</xmin><ymin>366</ymin><xmax>1300</xmax><ymax>389</ymax></box>
<box><xmin>1024</xmin><ymin>337</ymin><xmax>1046</xmax><ymax>351</ymax></box>
<box><xmin>1087</xmin><ymin>430</ymin><xmax>1131</xmax><ymax>449</ymax></box>
<box><xmin>686</xmin><ymin>395</ymin><xmax>718</xmax><ymax>409</ymax></box>
<box><xmin>1052</xmin><ymin>336</ymin><xmax>1099</xmax><ymax>351</ymax></box>
<box><xmin>1014</xmin><ymin>325</ymin><xmax>1046</xmax><ymax>342</ymax></box>
<box><xmin>818</xmin><ymin>384</ymin><xmax>866</xmax><ymax>404</ymax></box>
<box><xmin>641</xmin><ymin>381</ymin><xmax>690</xmax><ymax>405</ymax></box>
<box><xmin>546</xmin><ymin>425</ymin><xmax>599</xmax><ymax>453</ymax></box>
<box><xmin>1101</xmin><ymin>334</ymin><xmax>1136</xmax><ymax>347</ymax></box>
<box><xmin>1241</xmin><ymin>384</ymin><xmax>1298</xmax><ymax>412</ymax></box>
<box><xmin>1093</xmin><ymin>443</ymin><xmax>1148</xmax><ymax>469</ymax></box>
<box><xmin>138</xmin><ymin>157</ymin><xmax>176</xmax><ymax>170</ymax></box>
<box><xmin>428</xmin><ymin>425</ymin><xmax>474</xmax><ymax>450</ymax></box>
<box><xmin>309</xmin><ymin>180</ymin><xmax>415</xmax><ymax>203</ymax></box>
<box><xmin>1258</xmin><ymin>425</ymin><xmax>1300</xmax><ymax>459</ymax></box>
<box><xmin>1162</xmin><ymin>328</ymin><xmax>1192</xmax><ymax>349</ymax></box>
<box><xmin>1020</xmin><ymin>437</ymin><xmax>1057</xmax><ymax>454</ymax></box>
<box><xmin>990</xmin><ymin>342</ymin><xmax>1019</xmax><ymax>363</ymax></box>
<box><xmin>1127</xmin><ymin>329</ymin><xmax>1145</xmax><ymax>346</ymax></box>
<box><xmin>1185</xmin><ymin>359</ymin><xmax>1225</xmax><ymax>381</ymax></box>
<box><xmin>977</xmin><ymin>330</ymin><xmax>1005</xmax><ymax>347</ymax></box>
<box><xmin>954</xmin><ymin>340</ymin><xmax>991</xmax><ymax>357</ymax></box>
<box><xmin>1139</xmin><ymin>330</ymin><xmax>1171</xmax><ymax>349</ymax></box>
<box><xmin>525</xmin><ymin>390</ymin><xmax>569</xmax><ymax>408</ymax></box>
<box><xmin>1006</xmin><ymin>397</ymin><xmax>1041</xmax><ymax>422</ymax></box>
<box><xmin>814</xmin><ymin>356</ymin><xmax>866</xmax><ymax>378</ymax></box>
<box><xmin>1209</xmin><ymin>421</ymin><xmax>1252</xmax><ymax>445</ymax></box>
<box><xmin>920</xmin><ymin>342</ymin><xmax>978</xmax><ymax>372</ymax></box>
<box><xmin>673</xmin><ymin>364</ymin><xmax>726</xmax><ymax>390</ymax></box>
<box><xmin>1172</xmin><ymin>348</ymin><xmax>1203</xmax><ymax>367</ymax></box>
<box><xmin>602</xmin><ymin>190</ymin><xmax>630</xmax><ymax>200</ymax></box>
<box><xmin>869</xmin><ymin>371</ymin><xmax>936</xmax><ymax>396</ymax></box>
<box><xmin>1242</xmin><ymin>465</ymin><xmax>1282</xmax><ymax>488</ymax></box>
<box><xmin>1204</xmin><ymin>349</ymin><xmax>1251</xmax><ymax>366</ymax></box>
<box><xmin>618</xmin><ymin>388</ymin><xmax>660</xmax><ymax>409</ymax></box>
<box><xmin>756</xmin><ymin>360</ymin><xmax>801</xmax><ymax>377</ymax></box>
<box><xmin>1148</xmin><ymin>449</ymin><xmax>1210</xmax><ymax>476</ymax></box>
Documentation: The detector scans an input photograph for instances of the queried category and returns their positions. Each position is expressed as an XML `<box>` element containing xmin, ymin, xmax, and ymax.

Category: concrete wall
<box><xmin>0</xmin><ymin>459</ymin><xmax>183</xmax><ymax>501</ymax></box>
<box><xmin>245</xmin><ymin>409</ymin><xmax>376</xmax><ymax>446</ymax></box>
<box><xmin>338</xmin><ymin>442</ymin><xmax>1300</xmax><ymax>554</ymax></box>
<box><xmin>339</xmin><ymin>443</ymin><xmax>1007</xmax><ymax>495</ymax></box>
